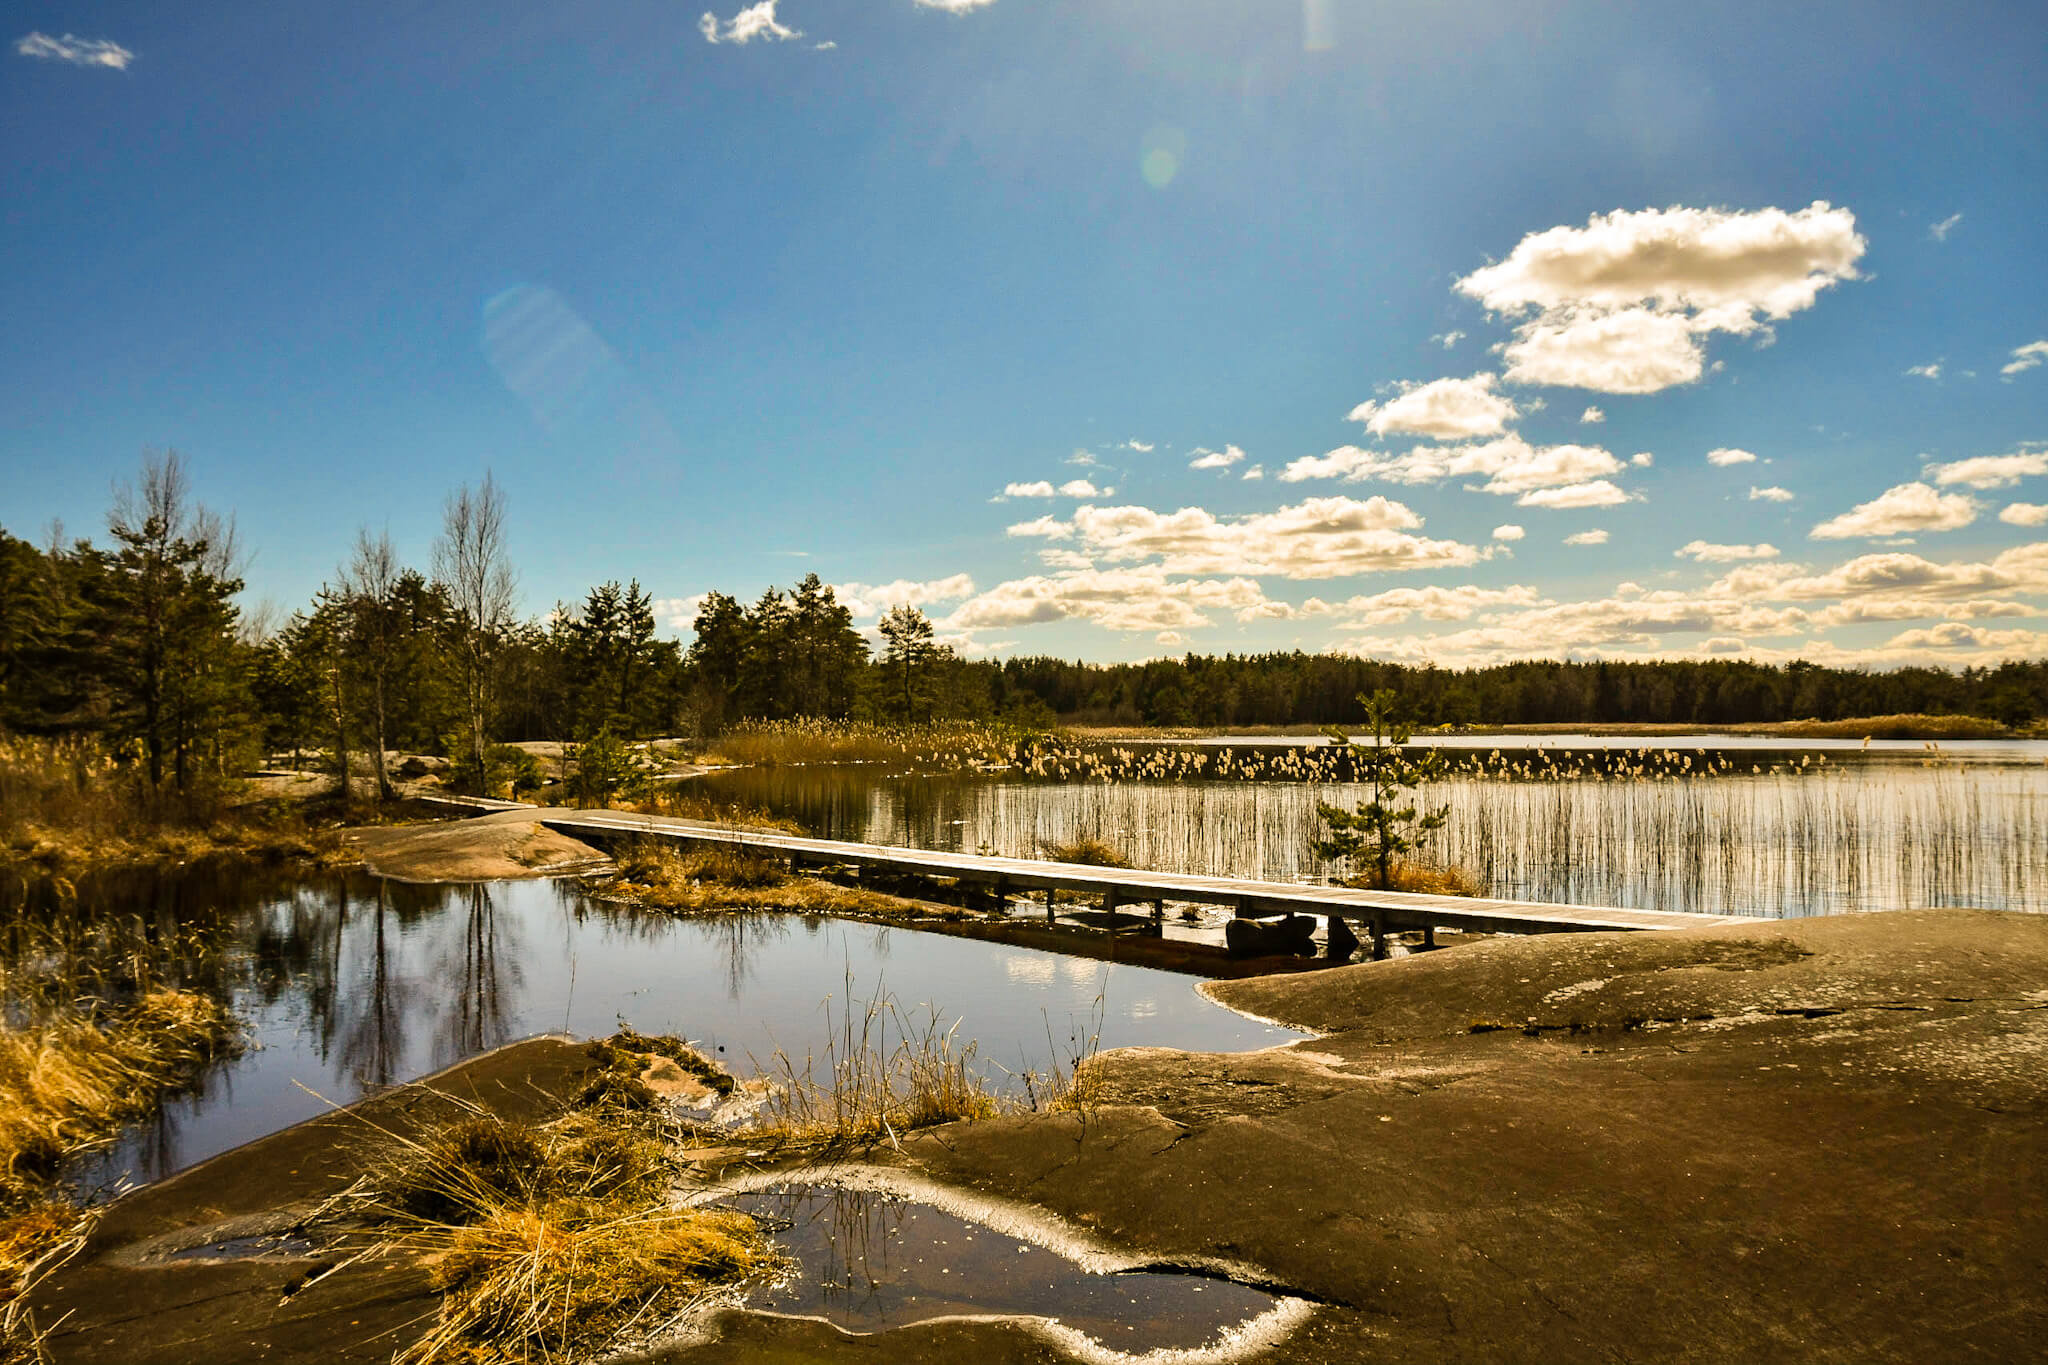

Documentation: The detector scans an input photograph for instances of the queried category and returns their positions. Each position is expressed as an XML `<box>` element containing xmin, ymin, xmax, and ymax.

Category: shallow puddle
<box><xmin>728</xmin><ymin>1183</ymin><xmax>1284</xmax><ymax>1352</ymax></box>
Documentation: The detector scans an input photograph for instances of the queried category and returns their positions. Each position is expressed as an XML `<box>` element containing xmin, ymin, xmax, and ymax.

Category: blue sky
<box><xmin>4</xmin><ymin>0</ymin><xmax>2044</xmax><ymax>666</ymax></box>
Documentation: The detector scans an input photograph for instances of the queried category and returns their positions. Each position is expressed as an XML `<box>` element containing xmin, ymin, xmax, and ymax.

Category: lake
<box><xmin>5</xmin><ymin>870</ymin><xmax>1298</xmax><ymax>1196</ymax></box>
<box><xmin>694</xmin><ymin>737</ymin><xmax>2048</xmax><ymax>918</ymax></box>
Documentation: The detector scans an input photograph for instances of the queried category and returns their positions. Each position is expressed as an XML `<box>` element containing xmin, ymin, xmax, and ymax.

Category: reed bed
<box><xmin>751</xmin><ymin>985</ymin><xmax>1000</xmax><ymax>1152</ymax></box>
<box><xmin>701</xmin><ymin>719</ymin><xmax>1049</xmax><ymax>771</ymax></box>
<box><xmin>818</xmin><ymin>755</ymin><xmax>2048</xmax><ymax>918</ymax></box>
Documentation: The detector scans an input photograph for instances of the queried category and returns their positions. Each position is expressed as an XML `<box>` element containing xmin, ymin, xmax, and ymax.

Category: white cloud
<box><xmin>654</xmin><ymin>594</ymin><xmax>709</xmax><ymax>630</ymax></box>
<box><xmin>699</xmin><ymin>0</ymin><xmax>803</xmax><ymax>42</ymax></box>
<box><xmin>1564</xmin><ymin>529</ymin><xmax>1610</xmax><ymax>546</ymax></box>
<box><xmin>1064</xmin><ymin>496</ymin><xmax>1482</xmax><ymax>580</ymax></box>
<box><xmin>1306</xmin><ymin>584</ymin><xmax>1546</xmax><ymax>625</ymax></box>
<box><xmin>1005</xmin><ymin>515</ymin><xmax>1072</xmax><ymax>540</ymax></box>
<box><xmin>1580</xmin><ymin>406</ymin><xmax>1605</xmax><ymax>424</ymax></box>
<box><xmin>2001</xmin><ymin>503</ymin><xmax>2048</xmax><ymax>527</ymax></box>
<box><xmin>1676</xmin><ymin>541</ymin><xmax>1779</xmax><ymax>563</ymax></box>
<box><xmin>1906</xmin><ymin>362</ymin><xmax>1942</xmax><ymax>380</ymax></box>
<box><xmin>1499</xmin><ymin>307</ymin><xmax>1707</xmax><ymax>393</ymax></box>
<box><xmin>1706</xmin><ymin>447</ymin><xmax>1758</xmax><ymax>466</ymax></box>
<box><xmin>1810</xmin><ymin>482</ymin><xmax>1978</xmax><ymax>540</ymax></box>
<box><xmin>1066</xmin><ymin>450</ymin><xmax>1102</xmax><ymax>467</ymax></box>
<box><xmin>13</xmin><ymin>32</ymin><xmax>134</xmax><ymax>68</ymax></box>
<box><xmin>1279</xmin><ymin>434</ymin><xmax>1624</xmax><ymax>497</ymax></box>
<box><xmin>1057</xmin><ymin>479</ymin><xmax>1101</xmax><ymax>497</ymax></box>
<box><xmin>945</xmin><ymin>566</ymin><xmax>1271</xmax><ymax>633</ymax></box>
<box><xmin>1492</xmin><ymin>524</ymin><xmax>1525</xmax><ymax>542</ymax></box>
<box><xmin>1348</xmin><ymin>373</ymin><xmax>1518</xmax><ymax>440</ymax></box>
<box><xmin>833</xmin><ymin>574</ymin><xmax>976</xmax><ymax>618</ymax></box>
<box><xmin>1188</xmin><ymin>444</ymin><xmax>1245</xmax><ymax>470</ymax></box>
<box><xmin>1241</xmin><ymin>464</ymin><xmax>1264</xmax><ymax>481</ymax></box>
<box><xmin>1433</xmin><ymin>330</ymin><xmax>1466</xmax><ymax>350</ymax></box>
<box><xmin>813</xmin><ymin>40</ymin><xmax>837</xmax><ymax>49</ymax></box>
<box><xmin>915</xmin><ymin>0</ymin><xmax>998</xmax><ymax>10</ymax></box>
<box><xmin>1457</xmin><ymin>202</ymin><xmax>1865</xmax><ymax>394</ymax></box>
<box><xmin>1122</xmin><ymin>439</ymin><xmax>1155</xmax><ymax>453</ymax></box>
<box><xmin>2003</xmin><ymin>341</ymin><xmax>2048</xmax><ymax>378</ymax></box>
<box><xmin>1630</xmin><ymin>451</ymin><xmax>1654</xmax><ymax>467</ymax></box>
<box><xmin>1714</xmin><ymin>544</ymin><xmax>2048</xmax><ymax>602</ymax></box>
<box><xmin>1156</xmin><ymin>631</ymin><xmax>1189</xmax><ymax>646</ymax></box>
<box><xmin>1928</xmin><ymin>451</ymin><xmax>2048</xmax><ymax>489</ymax></box>
<box><xmin>1516</xmin><ymin>479</ymin><xmax>1631</xmax><ymax>509</ymax></box>
<box><xmin>1882</xmin><ymin>623</ymin><xmax>2043</xmax><ymax>653</ymax></box>
<box><xmin>1929</xmin><ymin>213</ymin><xmax>1963</xmax><ymax>242</ymax></box>
<box><xmin>1750</xmin><ymin>485</ymin><xmax>1795</xmax><ymax>502</ymax></box>
<box><xmin>1002</xmin><ymin>480</ymin><xmax>1055</xmax><ymax>498</ymax></box>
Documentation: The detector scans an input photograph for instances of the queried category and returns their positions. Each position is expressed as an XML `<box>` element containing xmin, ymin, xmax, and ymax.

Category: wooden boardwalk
<box><xmin>505</xmin><ymin>805</ymin><xmax>1748</xmax><ymax>948</ymax></box>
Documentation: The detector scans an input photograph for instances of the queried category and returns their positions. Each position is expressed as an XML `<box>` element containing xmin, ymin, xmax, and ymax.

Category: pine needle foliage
<box><xmin>1313</xmin><ymin>689</ymin><xmax>1449</xmax><ymax>889</ymax></box>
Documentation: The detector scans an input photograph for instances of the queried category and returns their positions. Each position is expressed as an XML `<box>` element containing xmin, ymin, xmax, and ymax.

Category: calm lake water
<box><xmin>697</xmin><ymin>741</ymin><xmax>2048</xmax><ymax>918</ymax></box>
<box><xmin>12</xmin><ymin>870</ymin><xmax>1297</xmax><ymax>1195</ymax></box>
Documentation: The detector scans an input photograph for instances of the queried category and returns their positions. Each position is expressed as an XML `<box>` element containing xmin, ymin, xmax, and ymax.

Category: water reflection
<box><xmin>1</xmin><ymin>871</ymin><xmax>1298</xmax><ymax>1194</ymax></box>
<box><xmin>730</xmin><ymin>1182</ymin><xmax>1285</xmax><ymax>1350</ymax></box>
<box><xmin>698</xmin><ymin>757</ymin><xmax>2048</xmax><ymax>917</ymax></box>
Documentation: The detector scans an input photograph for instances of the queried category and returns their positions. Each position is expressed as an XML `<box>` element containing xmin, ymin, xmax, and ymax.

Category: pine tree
<box><xmin>1312</xmin><ymin>689</ymin><xmax>1448</xmax><ymax>889</ymax></box>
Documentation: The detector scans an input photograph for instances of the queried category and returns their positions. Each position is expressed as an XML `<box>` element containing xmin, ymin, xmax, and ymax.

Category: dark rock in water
<box><xmin>1326</xmin><ymin>914</ymin><xmax>1361</xmax><ymax>961</ymax></box>
<box><xmin>1226</xmin><ymin>914</ymin><xmax>1318</xmax><ymax>959</ymax></box>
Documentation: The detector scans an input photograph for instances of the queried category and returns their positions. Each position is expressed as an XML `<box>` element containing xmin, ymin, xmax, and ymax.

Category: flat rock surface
<box><xmin>343</xmin><ymin>809</ymin><xmax>609</xmax><ymax>881</ymax></box>
<box><xmin>27</xmin><ymin>1037</ymin><xmax>599</xmax><ymax>1365</ymax></box>
<box><xmin>657</xmin><ymin>909</ymin><xmax>2048</xmax><ymax>1364</ymax></box>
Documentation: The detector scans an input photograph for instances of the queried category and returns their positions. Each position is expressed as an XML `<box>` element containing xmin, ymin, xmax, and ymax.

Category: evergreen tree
<box><xmin>1312</xmin><ymin>689</ymin><xmax>1448</xmax><ymax>889</ymax></box>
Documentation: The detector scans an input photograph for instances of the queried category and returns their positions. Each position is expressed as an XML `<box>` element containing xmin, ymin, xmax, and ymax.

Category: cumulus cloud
<box><xmin>1303</xmin><ymin>584</ymin><xmax>1546</xmax><ymax>625</ymax></box>
<box><xmin>1066</xmin><ymin>450</ymin><xmax>1102</xmax><ymax>467</ymax></box>
<box><xmin>945</xmin><ymin>566</ymin><xmax>1270</xmax><ymax>633</ymax></box>
<box><xmin>1564</xmin><ymin>530</ymin><xmax>1610</xmax><ymax>546</ymax></box>
<box><xmin>833</xmin><ymin>574</ymin><xmax>976</xmax><ymax>618</ymax></box>
<box><xmin>1516</xmin><ymin>479</ymin><xmax>1631</xmax><ymax>509</ymax></box>
<box><xmin>1061</xmin><ymin>496</ymin><xmax>1482</xmax><ymax>580</ymax></box>
<box><xmin>1676</xmin><ymin>541</ymin><xmax>1779</xmax><ymax>563</ymax></box>
<box><xmin>1498</xmin><ymin>307</ymin><xmax>1706</xmax><ymax>393</ymax></box>
<box><xmin>699</xmin><ymin>0</ymin><xmax>802</xmax><ymax>42</ymax></box>
<box><xmin>1707</xmin><ymin>447</ymin><xmax>1757</xmax><ymax>467</ymax></box>
<box><xmin>1005</xmin><ymin>515</ymin><xmax>1072</xmax><ymax>540</ymax></box>
<box><xmin>1630</xmin><ymin>451</ymin><xmax>1654</xmax><ymax>467</ymax></box>
<box><xmin>1121</xmin><ymin>439</ymin><xmax>1155</xmax><ymax>453</ymax></box>
<box><xmin>1280</xmin><ymin>435</ymin><xmax>1624</xmax><ymax>497</ymax></box>
<box><xmin>1188</xmin><ymin>444</ymin><xmax>1245</xmax><ymax>470</ymax></box>
<box><xmin>1906</xmin><ymin>362</ymin><xmax>1942</xmax><ymax>380</ymax></box>
<box><xmin>1433</xmin><ymin>330</ymin><xmax>1466</xmax><ymax>349</ymax></box>
<box><xmin>1581</xmin><ymin>406</ymin><xmax>1605</xmax><ymax>424</ymax></box>
<box><xmin>1882</xmin><ymin>623</ymin><xmax>2043</xmax><ymax>652</ymax></box>
<box><xmin>1241</xmin><ymin>464</ymin><xmax>1264</xmax><ymax>481</ymax></box>
<box><xmin>1927</xmin><ymin>451</ymin><xmax>2048</xmax><ymax>489</ymax></box>
<box><xmin>654</xmin><ymin>594</ymin><xmax>709</xmax><ymax>631</ymax></box>
<box><xmin>1493</xmin><ymin>524</ymin><xmax>1525</xmax><ymax>542</ymax></box>
<box><xmin>13</xmin><ymin>32</ymin><xmax>134</xmax><ymax>68</ymax></box>
<box><xmin>915</xmin><ymin>0</ymin><xmax>997</xmax><ymax>10</ymax></box>
<box><xmin>1929</xmin><ymin>213</ymin><xmax>1963</xmax><ymax>243</ymax></box>
<box><xmin>1750</xmin><ymin>485</ymin><xmax>1795</xmax><ymax>502</ymax></box>
<box><xmin>1456</xmin><ymin>202</ymin><xmax>1865</xmax><ymax>394</ymax></box>
<box><xmin>1001</xmin><ymin>481</ymin><xmax>1055</xmax><ymax>498</ymax></box>
<box><xmin>1347</xmin><ymin>374</ymin><xmax>1518</xmax><ymax>441</ymax></box>
<box><xmin>1810</xmin><ymin>482</ymin><xmax>1978</xmax><ymax>540</ymax></box>
<box><xmin>2002</xmin><ymin>503</ymin><xmax>2048</xmax><ymax>527</ymax></box>
<box><xmin>1057</xmin><ymin>479</ymin><xmax>1101</xmax><ymax>497</ymax></box>
<box><xmin>2004</xmin><ymin>341</ymin><xmax>2048</xmax><ymax>378</ymax></box>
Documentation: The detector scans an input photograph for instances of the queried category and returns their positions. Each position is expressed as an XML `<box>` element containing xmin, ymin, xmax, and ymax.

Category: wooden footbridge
<box><xmin>425</xmin><ymin>801</ymin><xmax>1749</xmax><ymax>956</ymax></box>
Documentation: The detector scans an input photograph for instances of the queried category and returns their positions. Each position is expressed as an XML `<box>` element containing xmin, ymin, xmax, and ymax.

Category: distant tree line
<box><xmin>3</xmin><ymin>452</ymin><xmax>2044</xmax><ymax>808</ymax></box>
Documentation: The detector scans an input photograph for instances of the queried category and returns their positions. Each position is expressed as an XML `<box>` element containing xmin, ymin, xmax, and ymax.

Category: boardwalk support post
<box><xmin>1371</xmin><ymin>912</ymin><xmax>1389</xmax><ymax>961</ymax></box>
<box><xmin>1046</xmin><ymin>886</ymin><xmax>1057</xmax><ymax>923</ymax></box>
<box><xmin>991</xmin><ymin>876</ymin><xmax>1007</xmax><ymax>915</ymax></box>
<box><xmin>1423</xmin><ymin>924</ymin><xmax>1437</xmax><ymax>950</ymax></box>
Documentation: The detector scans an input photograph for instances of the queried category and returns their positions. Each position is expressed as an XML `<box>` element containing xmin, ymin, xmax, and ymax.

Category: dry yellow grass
<box><xmin>0</xmin><ymin>989</ymin><xmax>238</xmax><ymax>1207</ymax></box>
<box><xmin>605</xmin><ymin>842</ymin><xmax>930</xmax><ymax>917</ymax></box>
<box><xmin>1341</xmin><ymin>859</ymin><xmax>1484</xmax><ymax>897</ymax></box>
<box><xmin>336</xmin><ymin>1036</ymin><xmax>782</xmax><ymax>1365</ymax></box>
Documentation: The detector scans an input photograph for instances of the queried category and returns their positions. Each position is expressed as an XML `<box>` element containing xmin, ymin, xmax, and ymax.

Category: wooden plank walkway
<box><xmin>512</xmin><ymin>805</ymin><xmax>1749</xmax><ymax>942</ymax></box>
